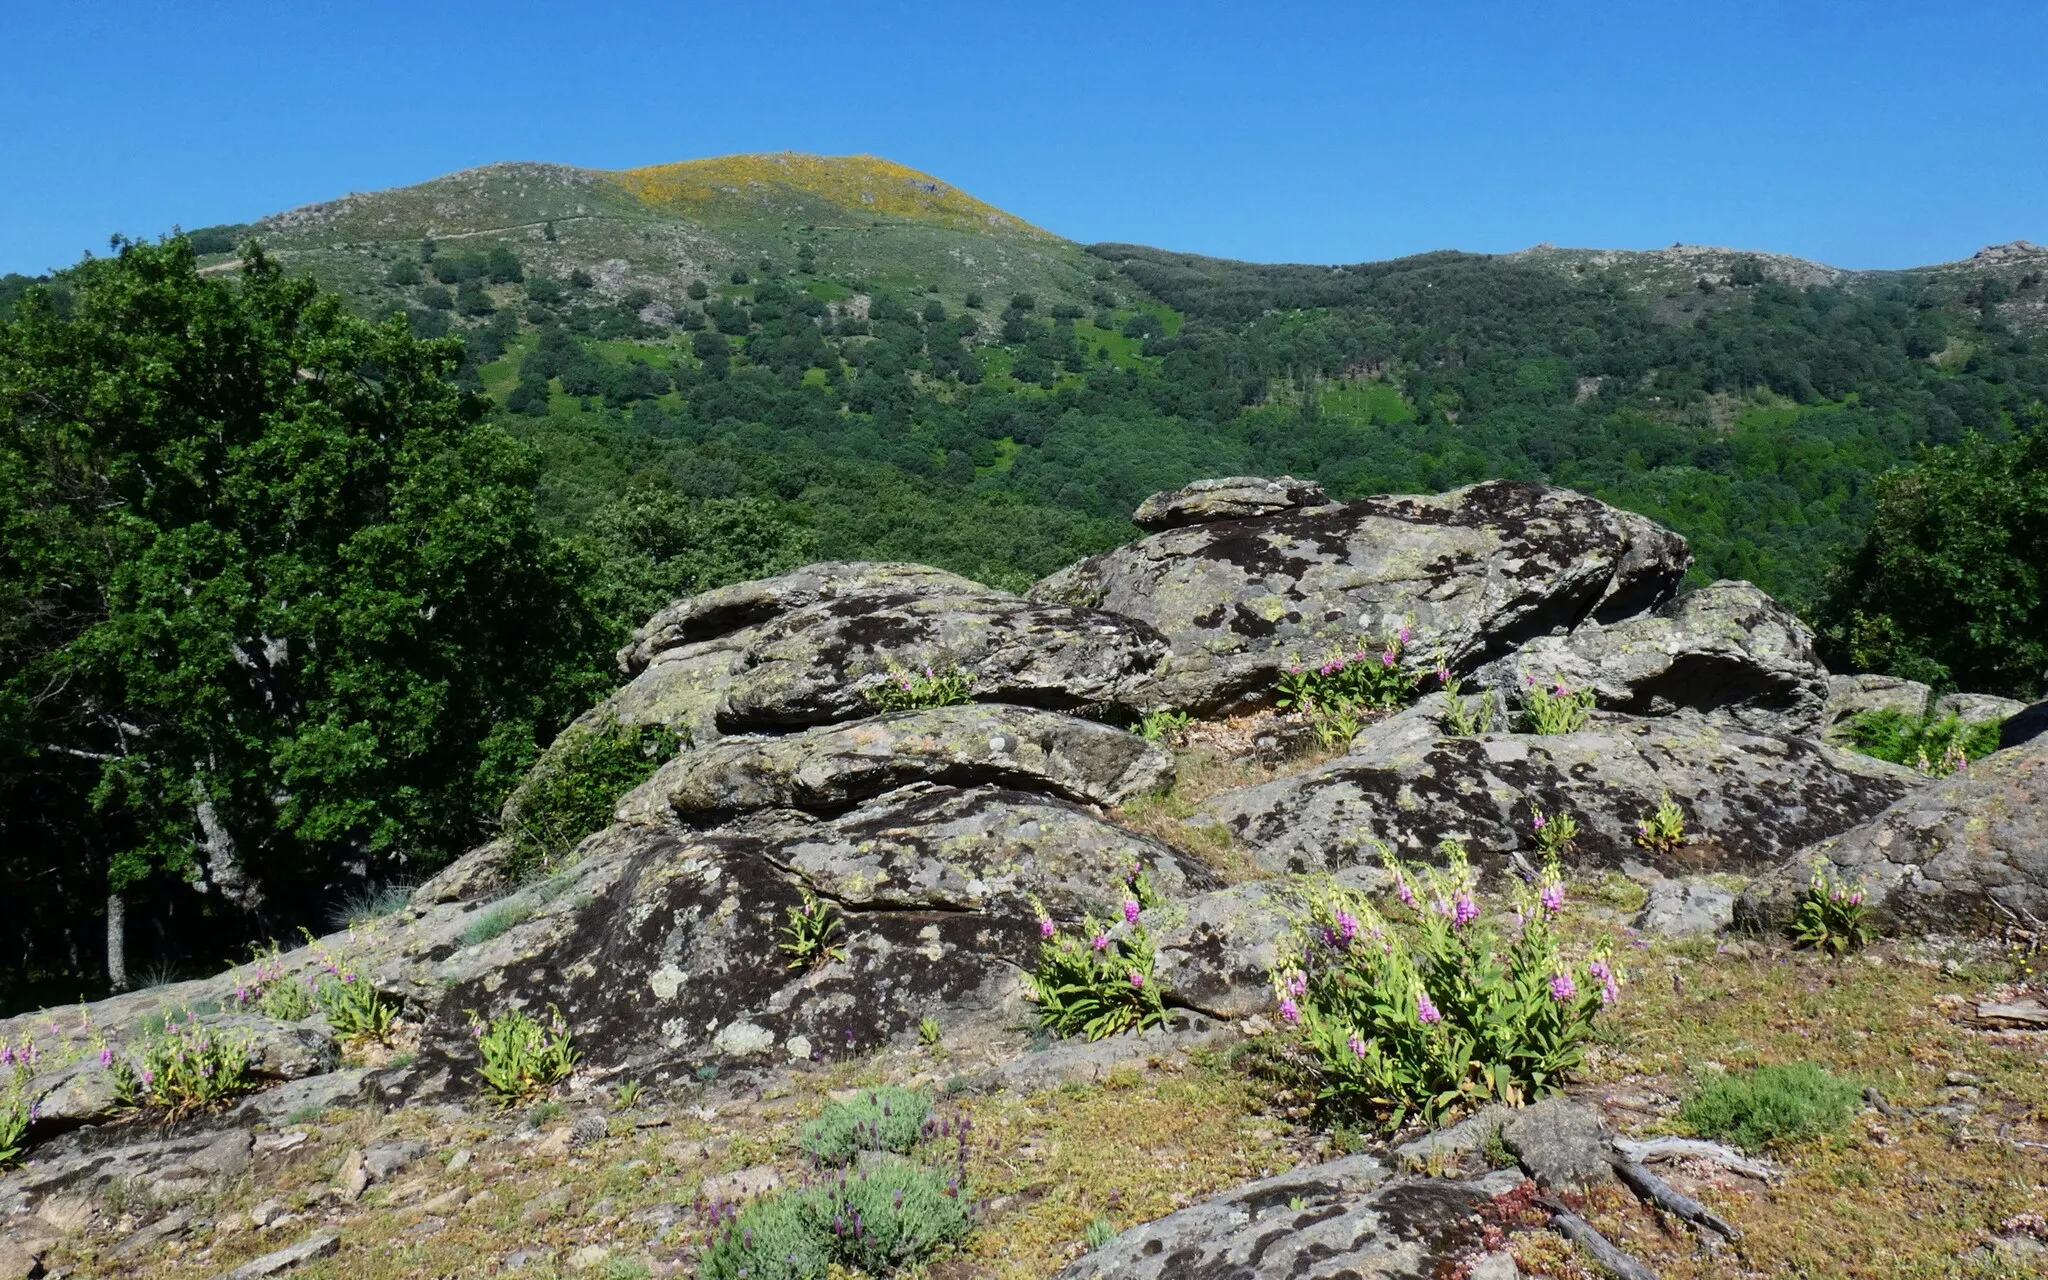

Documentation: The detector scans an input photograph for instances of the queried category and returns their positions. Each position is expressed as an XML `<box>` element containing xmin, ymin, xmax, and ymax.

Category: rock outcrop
<box><xmin>1821</xmin><ymin>673</ymin><xmax>1931</xmax><ymax>735</ymax></box>
<box><xmin>1130</xmin><ymin>474</ymin><xmax>1330</xmax><ymax>531</ymax></box>
<box><xmin>1054</xmin><ymin>1153</ymin><xmax>1518</xmax><ymax>1280</ymax></box>
<box><xmin>1474</xmin><ymin>580</ymin><xmax>1830</xmax><ymax>736</ymax></box>
<box><xmin>1738</xmin><ymin>737</ymin><xmax>2048</xmax><ymax>935</ymax></box>
<box><xmin>1031</xmin><ymin>480</ymin><xmax>1691</xmax><ymax>715</ymax></box>
<box><xmin>1200</xmin><ymin>710</ymin><xmax>1919</xmax><ymax>876</ymax></box>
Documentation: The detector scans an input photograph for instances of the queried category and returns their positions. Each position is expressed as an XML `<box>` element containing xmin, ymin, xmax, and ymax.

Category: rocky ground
<box><xmin>3</xmin><ymin>477</ymin><xmax>2045</xmax><ymax>1280</ymax></box>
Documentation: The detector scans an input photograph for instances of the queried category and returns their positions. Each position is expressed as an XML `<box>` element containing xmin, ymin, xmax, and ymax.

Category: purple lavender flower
<box><xmin>1416</xmin><ymin>990</ymin><xmax>1441</xmax><ymax>1025</ymax></box>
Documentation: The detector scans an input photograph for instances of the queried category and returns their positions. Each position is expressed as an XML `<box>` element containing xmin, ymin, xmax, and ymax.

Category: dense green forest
<box><xmin>3</xmin><ymin>218</ymin><xmax>2043</xmax><ymax>1013</ymax></box>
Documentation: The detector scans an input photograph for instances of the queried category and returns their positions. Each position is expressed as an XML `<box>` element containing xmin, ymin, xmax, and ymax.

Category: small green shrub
<box><xmin>799</xmin><ymin>1087</ymin><xmax>933</xmax><ymax>1165</ymax></box>
<box><xmin>1137</xmin><ymin>708</ymin><xmax>1194</xmax><ymax>744</ymax></box>
<box><xmin>1680</xmin><ymin>1063</ymin><xmax>1862</xmax><ymax>1151</ymax></box>
<box><xmin>1634</xmin><ymin>793</ymin><xmax>1687</xmax><ymax>855</ymax></box>
<box><xmin>1529</xmin><ymin>806</ymin><xmax>1580</xmax><ymax>861</ymax></box>
<box><xmin>117</xmin><ymin>1015</ymin><xmax>258</xmax><ymax>1119</ymax></box>
<box><xmin>1439</xmin><ymin>672</ymin><xmax>1497</xmax><ymax>736</ymax></box>
<box><xmin>0</xmin><ymin>1076</ymin><xmax>30</xmax><ymax>1169</ymax></box>
<box><xmin>1789</xmin><ymin>868</ymin><xmax>1875</xmax><ymax>956</ymax></box>
<box><xmin>1839</xmin><ymin>709</ymin><xmax>2003</xmax><ymax>777</ymax></box>
<box><xmin>469</xmin><ymin>1005</ymin><xmax>579</xmax><ymax>1105</ymax></box>
<box><xmin>316</xmin><ymin>972</ymin><xmax>398</xmax><ymax>1044</ymax></box>
<box><xmin>1027</xmin><ymin>893</ymin><xmax>1165</xmax><ymax>1041</ymax></box>
<box><xmin>699</xmin><ymin>1158</ymin><xmax>970</xmax><ymax>1280</ymax></box>
<box><xmin>1273</xmin><ymin>841</ymin><xmax>1618</xmax><ymax>1130</ymax></box>
<box><xmin>861</xmin><ymin>664</ymin><xmax>974</xmax><ymax>712</ymax></box>
<box><xmin>778</xmin><ymin>890</ymin><xmax>848</xmax><ymax>971</ymax></box>
<box><xmin>1083</xmin><ymin>1215</ymin><xmax>1118</xmax><ymax>1251</ymax></box>
<box><xmin>1519</xmin><ymin>674</ymin><xmax>1596</xmax><ymax>735</ymax></box>
<box><xmin>1276</xmin><ymin>629</ymin><xmax>1422</xmax><ymax>746</ymax></box>
<box><xmin>464</xmin><ymin>899</ymin><xmax>532</xmax><ymax>947</ymax></box>
<box><xmin>917</xmin><ymin>1016</ymin><xmax>943</xmax><ymax>1048</ymax></box>
<box><xmin>504</xmin><ymin>717</ymin><xmax>681</xmax><ymax>880</ymax></box>
<box><xmin>232</xmin><ymin>943</ymin><xmax>318</xmax><ymax>1021</ymax></box>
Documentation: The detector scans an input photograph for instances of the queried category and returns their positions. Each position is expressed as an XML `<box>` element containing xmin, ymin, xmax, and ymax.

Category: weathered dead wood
<box><xmin>1610</xmin><ymin>1136</ymin><xmax>1778</xmax><ymax>1181</ymax></box>
<box><xmin>1537</xmin><ymin>1196</ymin><xmax>1660</xmax><ymax>1280</ymax></box>
<box><xmin>1610</xmin><ymin>1156</ymin><xmax>1742</xmax><ymax>1241</ymax></box>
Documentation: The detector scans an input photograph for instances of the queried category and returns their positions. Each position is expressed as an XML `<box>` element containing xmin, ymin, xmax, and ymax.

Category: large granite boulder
<box><xmin>2003</xmin><ymin>701</ymin><xmax>2048</xmax><ymax>750</ymax></box>
<box><xmin>1931</xmin><ymin>692</ymin><xmax>2029</xmax><ymax>727</ymax></box>
<box><xmin>1821</xmin><ymin>673</ymin><xmax>1931</xmax><ymax>738</ymax></box>
<box><xmin>1031</xmin><ymin>481</ymin><xmax>1690</xmax><ymax>715</ymax></box>
<box><xmin>1054</xmin><ymin>1152</ymin><xmax>1517</xmax><ymax>1280</ymax></box>
<box><xmin>1201</xmin><ymin>711</ymin><xmax>1921</xmax><ymax>876</ymax></box>
<box><xmin>1474</xmin><ymin>580</ymin><xmax>1830</xmax><ymax>736</ymax></box>
<box><xmin>1131</xmin><ymin>475</ymin><xmax>1329</xmax><ymax>531</ymax></box>
<box><xmin>1738</xmin><ymin>737</ymin><xmax>2048</xmax><ymax>935</ymax></box>
<box><xmin>630</xmin><ymin>704</ymin><xmax>1174</xmax><ymax>821</ymax></box>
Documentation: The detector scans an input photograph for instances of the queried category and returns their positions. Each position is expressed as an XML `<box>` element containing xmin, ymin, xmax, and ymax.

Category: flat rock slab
<box><xmin>1203</xmin><ymin>711</ymin><xmax>1920</xmax><ymax>876</ymax></box>
<box><xmin>637</xmin><ymin>703</ymin><xmax>1174</xmax><ymax>818</ymax></box>
<box><xmin>1032</xmin><ymin>481</ymin><xmax>1690</xmax><ymax>716</ymax></box>
<box><xmin>1636</xmin><ymin>877</ymin><xmax>1737</xmax><ymax>937</ymax></box>
<box><xmin>216</xmin><ymin>1233</ymin><xmax>339</xmax><ymax>1280</ymax></box>
<box><xmin>1132</xmin><ymin>475</ymin><xmax>1330</xmax><ymax>531</ymax></box>
<box><xmin>1502</xmin><ymin>1097</ymin><xmax>1612</xmax><ymax>1190</ymax></box>
<box><xmin>1054</xmin><ymin>1155</ymin><xmax>1519</xmax><ymax>1280</ymax></box>
<box><xmin>1740</xmin><ymin>737</ymin><xmax>2048</xmax><ymax>935</ymax></box>
<box><xmin>1475</xmin><ymin>580</ymin><xmax>1830</xmax><ymax>737</ymax></box>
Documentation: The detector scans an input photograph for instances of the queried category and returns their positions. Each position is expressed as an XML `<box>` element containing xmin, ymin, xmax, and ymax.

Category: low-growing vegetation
<box><xmin>469</xmin><ymin>1005</ymin><xmax>579</xmax><ymax>1104</ymax></box>
<box><xmin>115</xmin><ymin>1015</ymin><xmax>258</xmax><ymax>1119</ymax></box>
<box><xmin>798</xmin><ymin>1087</ymin><xmax>934</xmax><ymax>1165</ymax></box>
<box><xmin>861</xmin><ymin>664</ymin><xmax>974</xmax><ymax>712</ymax></box>
<box><xmin>1838</xmin><ymin>708</ymin><xmax>2005</xmax><ymax>777</ymax></box>
<box><xmin>1026</xmin><ymin>892</ymin><xmax>1166</xmax><ymax>1041</ymax></box>
<box><xmin>1679</xmin><ymin>1062</ymin><xmax>1864</xmax><ymax>1153</ymax></box>
<box><xmin>1518</xmin><ymin>675</ymin><xmax>1596</xmax><ymax>735</ymax></box>
<box><xmin>1790</xmin><ymin>868</ymin><xmax>1876</xmax><ymax>955</ymax></box>
<box><xmin>777</xmin><ymin>891</ymin><xmax>848</xmax><ymax>971</ymax></box>
<box><xmin>502</xmin><ymin>717</ymin><xmax>682</xmax><ymax>880</ymax></box>
<box><xmin>1275</xmin><ymin>630</ymin><xmax>1422</xmax><ymax>745</ymax></box>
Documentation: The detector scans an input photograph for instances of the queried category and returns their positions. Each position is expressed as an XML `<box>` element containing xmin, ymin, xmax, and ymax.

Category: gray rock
<box><xmin>2003</xmin><ymin>700</ymin><xmax>2048</xmax><ymax>750</ymax></box>
<box><xmin>567</xmin><ymin>1113</ymin><xmax>609</xmax><ymax>1150</ymax></box>
<box><xmin>203</xmin><ymin>1016</ymin><xmax>340</xmax><ymax>1082</ymax></box>
<box><xmin>1052</xmin><ymin>1155</ymin><xmax>1519</xmax><ymax>1280</ymax></box>
<box><xmin>183</xmin><ymin>1129</ymin><xmax>254</xmax><ymax>1179</ymax></box>
<box><xmin>362</xmin><ymin>1140</ymin><xmax>425</xmax><ymax>1180</ymax></box>
<box><xmin>1131</xmin><ymin>475</ymin><xmax>1330</xmax><ymax>531</ymax></box>
<box><xmin>1203</xmin><ymin>711</ymin><xmax>1920</xmax><ymax>876</ymax></box>
<box><xmin>1738</xmin><ymin>737</ymin><xmax>2048</xmax><ymax>935</ymax></box>
<box><xmin>111</xmin><ymin>1206</ymin><xmax>193</xmax><ymax>1258</ymax></box>
<box><xmin>1636</xmin><ymin>878</ymin><xmax>1737</xmax><ymax>937</ymax></box>
<box><xmin>636</xmin><ymin>704</ymin><xmax>1174</xmax><ymax>821</ymax></box>
<box><xmin>0</xmin><ymin>1238</ymin><xmax>40</xmax><ymax>1280</ymax></box>
<box><xmin>1032</xmin><ymin>481</ymin><xmax>1691</xmax><ymax>716</ymax></box>
<box><xmin>1932</xmin><ymin>692</ymin><xmax>2028</xmax><ymax>727</ymax></box>
<box><xmin>956</xmin><ymin>1017</ymin><xmax>1236</xmax><ymax>1095</ymax></box>
<box><xmin>1502</xmin><ymin>1096</ymin><xmax>1612</xmax><ymax>1189</ymax></box>
<box><xmin>1475</xmin><ymin>581</ymin><xmax>1830</xmax><ymax>736</ymax></box>
<box><xmin>1151</xmin><ymin>884</ymin><xmax>1293</xmax><ymax>1020</ymax></box>
<box><xmin>1822</xmin><ymin>673</ymin><xmax>1931</xmax><ymax>733</ymax></box>
<box><xmin>218</xmin><ymin>1232</ymin><xmax>339</xmax><ymax>1280</ymax></box>
<box><xmin>230</xmin><ymin>1069</ymin><xmax>369</xmax><ymax>1124</ymax></box>
<box><xmin>718</xmin><ymin>587</ymin><xmax>1168</xmax><ymax>731</ymax></box>
<box><xmin>1391</xmin><ymin>1105</ymin><xmax>1512</xmax><ymax>1170</ymax></box>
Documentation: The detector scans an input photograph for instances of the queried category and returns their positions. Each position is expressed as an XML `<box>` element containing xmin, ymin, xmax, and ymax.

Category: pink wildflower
<box><xmin>1279</xmin><ymin>997</ymin><xmax>1301</xmax><ymax>1023</ymax></box>
<box><xmin>1540</xmin><ymin>882</ymin><xmax>1565</xmax><ymax>915</ymax></box>
<box><xmin>1336</xmin><ymin>911</ymin><xmax>1359</xmax><ymax>941</ymax></box>
<box><xmin>1286</xmin><ymin>973</ymin><xmax>1308</xmax><ymax>998</ymax></box>
<box><xmin>1038</xmin><ymin>918</ymin><xmax>1055</xmax><ymax>940</ymax></box>
<box><xmin>1348</xmin><ymin>1034</ymin><xmax>1369</xmax><ymax>1059</ymax></box>
<box><xmin>1416</xmin><ymin>990</ymin><xmax>1441</xmax><ymax>1025</ymax></box>
<box><xmin>1127</xmin><ymin>971</ymin><xmax>1145</xmax><ymax>990</ymax></box>
<box><xmin>1589</xmin><ymin>959</ymin><xmax>1618</xmax><ymax>1005</ymax></box>
<box><xmin>1550</xmin><ymin>971</ymin><xmax>1578</xmax><ymax>1002</ymax></box>
<box><xmin>99</xmin><ymin>1046</ymin><xmax>113</xmax><ymax>1069</ymax></box>
<box><xmin>1123</xmin><ymin>900</ymin><xmax>1141</xmax><ymax>926</ymax></box>
<box><xmin>1531</xmin><ymin>812</ymin><xmax>1547</xmax><ymax>832</ymax></box>
<box><xmin>1092</xmin><ymin>934</ymin><xmax>1110</xmax><ymax>953</ymax></box>
<box><xmin>1453</xmin><ymin>896</ymin><xmax>1479</xmax><ymax>927</ymax></box>
<box><xmin>1395</xmin><ymin>880</ymin><xmax>1415</xmax><ymax>908</ymax></box>
<box><xmin>1380</xmin><ymin>650</ymin><xmax>1396</xmax><ymax>668</ymax></box>
<box><xmin>1399</xmin><ymin>626</ymin><xmax>1412</xmax><ymax>645</ymax></box>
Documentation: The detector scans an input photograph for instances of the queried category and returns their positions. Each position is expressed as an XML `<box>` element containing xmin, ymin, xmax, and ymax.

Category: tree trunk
<box><xmin>106</xmin><ymin>890</ymin><xmax>129</xmax><ymax>992</ymax></box>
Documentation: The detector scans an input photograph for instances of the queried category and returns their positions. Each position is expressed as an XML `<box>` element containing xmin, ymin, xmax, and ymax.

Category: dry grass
<box><xmin>1112</xmin><ymin>718</ymin><xmax>1344</xmax><ymax>883</ymax></box>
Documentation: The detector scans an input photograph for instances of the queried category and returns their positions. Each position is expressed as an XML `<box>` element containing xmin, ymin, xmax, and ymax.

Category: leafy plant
<box><xmin>1529</xmin><ymin>806</ymin><xmax>1580</xmax><ymax>861</ymax></box>
<box><xmin>779</xmin><ymin>890</ymin><xmax>849</xmax><ymax>971</ymax></box>
<box><xmin>231</xmin><ymin>943</ymin><xmax>318</xmax><ymax>1022</ymax></box>
<box><xmin>799</xmin><ymin>1087</ymin><xmax>933</xmax><ymax>1165</ymax></box>
<box><xmin>614</xmin><ymin>1080</ymin><xmax>645</xmax><ymax>1109</ymax></box>
<box><xmin>1789</xmin><ymin>868</ymin><xmax>1875</xmax><ymax>956</ymax></box>
<box><xmin>117</xmin><ymin>1014</ymin><xmax>258</xmax><ymax>1120</ymax></box>
<box><xmin>1027</xmin><ymin>893</ymin><xmax>1167</xmax><ymax>1041</ymax></box>
<box><xmin>918</xmin><ymin>1017</ymin><xmax>943</xmax><ymax>1049</ymax></box>
<box><xmin>862</xmin><ymin>664</ymin><xmax>974</xmax><ymax>713</ymax></box>
<box><xmin>502</xmin><ymin>717</ymin><xmax>682</xmax><ymax>881</ymax></box>
<box><xmin>0</xmin><ymin>1072</ymin><xmax>31</xmax><ymax>1169</ymax></box>
<box><xmin>1518</xmin><ymin>674</ymin><xmax>1596</xmax><ymax>735</ymax></box>
<box><xmin>1680</xmin><ymin>1063</ymin><xmax>1862</xmax><ymax>1152</ymax></box>
<box><xmin>1137</xmin><ymin>708</ymin><xmax>1194</xmax><ymax>744</ymax></box>
<box><xmin>1083</xmin><ymin>1215</ymin><xmax>1118</xmax><ymax>1251</ymax></box>
<box><xmin>699</xmin><ymin>1157</ymin><xmax>970</xmax><ymax>1280</ymax></box>
<box><xmin>1272</xmin><ymin>842</ymin><xmax>1619</xmax><ymax>1130</ymax></box>
<box><xmin>1634</xmin><ymin>793</ymin><xmax>1687</xmax><ymax>855</ymax></box>
<box><xmin>1838</xmin><ymin>709</ymin><xmax>2003</xmax><ymax>778</ymax></box>
<box><xmin>463</xmin><ymin>899</ymin><xmax>532</xmax><ymax>947</ymax></box>
<box><xmin>1438</xmin><ymin>672</ymin><xmax>1497</xmax><ymax>737</ymax></box>
<box><xmin>317</xmin><ymin>973</ymin><xmax>398</xmax><ymax>1044</ymax></box>
<box><xmin>469</xmin><ymin>1005</ymin><xmax>579</xmax><ymax>1105</ymax></box>
<box><xmin>1276</xmin><ymin>629</ymin><xmax>1422</xmax><ymax>745</ymax></box>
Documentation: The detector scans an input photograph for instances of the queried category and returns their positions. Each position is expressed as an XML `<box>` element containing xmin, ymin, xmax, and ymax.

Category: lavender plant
<box><xmin>1518</xmin><ymin>674</ymin><xmax>1596</xmax><ymax>735</ymax></box>
<box><xmin>1789</xmin><ymin>868</ymin><xmax>1875</xmax><ymax>956</ymax></box>
<box><xmin>799</xmin><ymin>1087</ymin><xmax>933</xmax><ymax>1165</ymax></box>
<box><xmin>779</xmin><ymin>890</ymin><xmax>849</xmax><ymax>971</ymax></box>
<box><xmin>468</xmin><ymin>1005</ymin><xmax>579</xmax><ymax>1104</ymax></box>
<box><xmin>862</xmin><ymin>664</ymin><xmax>974</xmax><ymax>712</ymax></box>
<box><xmin>1271</xmin><ymin>842</ymin><xmax>1618</xmax><ymax>1129</ymax></box>
<box><xmin>1276</xmin><ymin>627</ymin><xmax>1423</xmax><ymax>745</ymax></box>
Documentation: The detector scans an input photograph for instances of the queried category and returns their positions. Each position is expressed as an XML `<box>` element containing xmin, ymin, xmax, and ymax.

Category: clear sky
<box><xmin>4</xmin><ymin>0</ymin><xmax>2043</xmax><ymax>277</ymax></box>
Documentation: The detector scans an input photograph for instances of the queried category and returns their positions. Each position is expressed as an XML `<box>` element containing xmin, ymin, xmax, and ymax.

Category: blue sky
<box><xmin>4</xmin><ymin>0</ymin><xmax>2043</xmax><ymax>276</ymax></box>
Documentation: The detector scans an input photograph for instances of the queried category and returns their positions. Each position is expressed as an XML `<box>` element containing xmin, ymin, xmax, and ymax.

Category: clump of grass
<box><xmin>799</xmin><ymin>1087</ymin><xmax>933</xmax><ymax>1166</ymax></box>
<box><xmin>463</xmin><ymin>900</ymin><xmax>532</xmax><ymax>948</ymax></box>
<box><xmin>328</xmin><ymin>881</ymin><xmax>416</xmax><ymax>928</ymax></box>
<box><xmin>1082</xmin><ymin>1215</ymin><xmax>1118</xmax><ymax>1251</ymax></box>
<box><xmin>1680</xmin><ymin>1063</ymin><xmax>1863</xmax><ymax>1152</ymax></box>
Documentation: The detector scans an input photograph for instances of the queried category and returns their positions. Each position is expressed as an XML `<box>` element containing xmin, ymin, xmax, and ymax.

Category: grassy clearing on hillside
<box><xmin>1319</xmin><ymin>379</ymin><xmax>1416</xmax><ymax>425</ymax></box>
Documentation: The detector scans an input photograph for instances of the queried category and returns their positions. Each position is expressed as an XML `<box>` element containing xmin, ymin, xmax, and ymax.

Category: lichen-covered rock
<box><xmin>1931</xmin><ymin>692</ymin><xmax>2029</xmax><ymax>727</ymax></box>
<box><xmin>1131</xmin><ymin>475</ymin><xmax>1330</xmax><ymax>531</ymax></box>
<box><xmin>1201</xmin><ymin>712</ymin><xmax>1920</xmax><ymax>876</ymax></box>
<box><xmin>1822</xmin><ymin>673</ymin><xmax>1931</xmax><ymax>735</ymax></box>
<box><xmin>416</xmin><ymin>782</ymin><xmax>1219</xmax><ymax>1083</ymax></box>
<box><xmin>1053</xmin><ymin>1153</ymin><xmax>1516</xmax><ymax>1280</ymax></box>
<box><xmin>1031</xmin><ymin>481</ymin><xmax>1690</xmax><ymax>716</ymax></box>
<box><xmin>1475</xmin><ymin>580</ymin><xmax>1830</xmax><ymax>736</ymax></box>
<box><xmin>1635</xmin><ymin>877</ymin><xmax>1737</xmax><ymax>937</ymax></box>
<box><xmin>1151</xmin><ymin>883</ymin><xmax>1295</xmax><ymax>1019</ymax></box>
<box><xmin>1737</xmin><ymin>737</ymin><xmax>2048</xmax><ymax>935</ymax></box>
<box><xmin>1502</xmin><ymin>1097</ymin><xmax>1612</xmax><ymax>1190</ymax></box>
<box><xmin>634</xmin><ymin>704</ymin><xmax>1174</xmax><ymax>820</ymax></box>
<box><xmin>717</xmin><ymin>587</ymin><xmax>1168</xmax><ymax>731</ymax></box>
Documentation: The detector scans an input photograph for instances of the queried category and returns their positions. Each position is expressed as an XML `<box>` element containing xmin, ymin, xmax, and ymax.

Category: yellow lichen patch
<box><xmin>609</xmin><ymin>152</ymin><xmax>1054</xmax><ymax>237</ymax></box>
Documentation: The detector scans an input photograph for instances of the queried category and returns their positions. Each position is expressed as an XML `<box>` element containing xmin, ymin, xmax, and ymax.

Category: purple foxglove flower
<box><xmin>1279</xmin><ymin>997</ymin><xmax>1300</xmax><ymax>1023</ymax></box>
<box><xmin>1039</xmin><ymin>918</ymin><xmax>1055</xmax><ymax>940</ymax></box>
<box><xmin>1540</xmin><ymin>883</ymin><xmax>1565</xmax><ymax>915</ymax></box>
<box><xmin>99</xmin><ymin>1046</ymin><xmax>113</xmax><ymax>1068</ymax></box>
<box><xmin>1337</xmin><ymin>911</ymin><xmax>1359</xmax><ymax>941</ymax></box>
<box><xmin>1348</xmin><ymin>1034</ymin><xmax>1368</xmax><ymax>1059</ymax></box>
<box><xmin>1399</xmin><ymin>626</ymin><xmax>1412</xmax><ymax>645</ymax></box>
<box><xmin>1396</xmin><ymin>881</ymin><xmax>1415</xmax><ymax>908</ymax></box>
<box><xmin>1550</xmin><ymin>971</ymin><xmax>1578</xmax><ymax>1002</ymax></box>
<box><xmin>1123</xmin><ymin>901</ymin><xmax>1141</xmax><ymax>926</ymax></box>
<box><xmin>1531</xmin><ymin>812</ymin><xmax>1547</xmax><ymax>831</ymax></box>
<box><xmin>1092</xmin><ymin>934</ymin><xmax>1109</xmax><ymax>953</ymax></box>
<box><xmin>1436</xmin><ymin>668</ymin><xmax>1451</xmax><ymax>685</ymax></box>
<box><xmin>1380</xmin><ymin>649</ymin><xmax>1396</xmax><ymax>668</ymax></box>
<box><xmin>1454</xmin><ymin>896</ymin><xmax>1479</xmax><ymax>927</ymax></box>
<box><xmin>1416</xmin><ymin>991</ymin><xmax>1441</xmax><ymax>1024</ymax></box>
<box><xmin>1286</xmin><ymin>973</ymin><xmax>1307</xmax><ymax>998</ymax></box>
<box><xmin>1127</xmin><ymin>971</ymin><xmax>1145</xmax><ymax>990</ymax></box>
